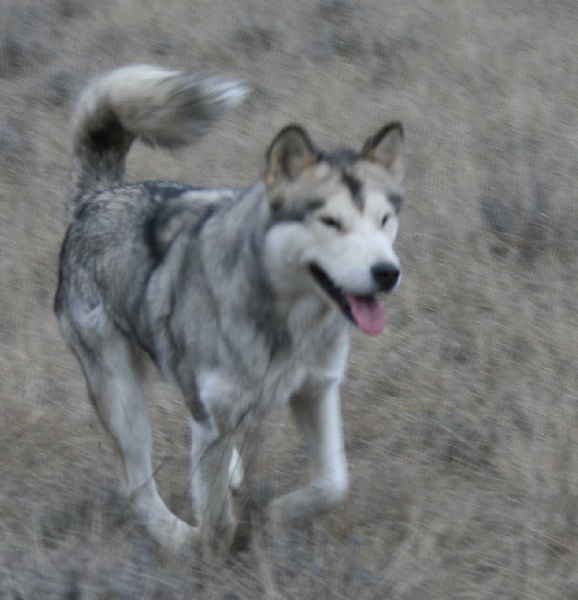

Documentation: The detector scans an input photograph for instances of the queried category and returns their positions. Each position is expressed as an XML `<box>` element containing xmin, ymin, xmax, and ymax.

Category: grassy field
<box><xmin>1</xmin><ymin>0</ymin><xmax>578</xmax><ymax>597</ymax></box>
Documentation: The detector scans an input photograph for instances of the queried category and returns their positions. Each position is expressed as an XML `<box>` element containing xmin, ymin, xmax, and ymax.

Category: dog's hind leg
<box><xmin>61</xmin><ymin>313</ymin><xmax>197</xmax><ymax>551</ymax></box>
<box><xmin>267</xmin><ymin>384</ymin><xmax>349</xmax><ymax>524</ymax></box>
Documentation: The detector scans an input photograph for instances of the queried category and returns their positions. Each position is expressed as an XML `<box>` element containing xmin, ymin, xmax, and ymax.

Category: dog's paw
<box><xmin>151</xmin><ymin>518</ymin><xmax>200</xmax><ymax>555</ymax></box>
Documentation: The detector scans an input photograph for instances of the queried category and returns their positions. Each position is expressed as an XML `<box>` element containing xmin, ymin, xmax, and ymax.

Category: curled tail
<box><xmin>69</xmin><ymin>65</ymin><xmax>250</xmax><ymax>205</ymax></box>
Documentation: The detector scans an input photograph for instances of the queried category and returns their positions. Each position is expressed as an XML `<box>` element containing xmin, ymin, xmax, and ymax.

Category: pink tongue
<box><xmin>345</xmin><ymin>293</ymin><xmax>385</xmax><ymax>336</ymax></box>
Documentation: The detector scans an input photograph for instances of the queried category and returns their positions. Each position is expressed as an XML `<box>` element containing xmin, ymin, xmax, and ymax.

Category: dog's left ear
<box><xmin>265</xmin><ymin>124</ymin><xmax>319</xmax><ymax>190</ymax></box>
<box><xmin>361</xmin><ymin>122</ymin><xmax>404</xmax><ymax>185</ymax></box>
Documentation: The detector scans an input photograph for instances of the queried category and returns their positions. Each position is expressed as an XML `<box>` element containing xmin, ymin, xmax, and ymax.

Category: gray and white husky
<box><xmin>55</xmin><ymin>65</ymin><xmax>404</xmax><ymax>551</ymax></box>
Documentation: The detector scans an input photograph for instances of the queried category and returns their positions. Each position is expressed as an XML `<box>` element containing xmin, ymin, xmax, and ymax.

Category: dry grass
<box><xmin>1</xmin><ymin>0</ymin><xmax>578</xmax><ymax>597</ymax></box>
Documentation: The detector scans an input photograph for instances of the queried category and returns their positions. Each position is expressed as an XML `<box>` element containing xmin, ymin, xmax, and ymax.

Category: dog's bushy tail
<box><xmin>69</xmin><ymin>65</ymin><xmax>250</xmax><ymax>205</ymax></box>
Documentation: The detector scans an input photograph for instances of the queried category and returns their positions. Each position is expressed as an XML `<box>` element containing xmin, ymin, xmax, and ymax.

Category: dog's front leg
<box><xmin>267</xmin><ymin>382</ymin><xmax>349</xmax><ymax>524</ymax></box>
<box><xmin>189</xmin><ymin>415</ymin><xmax>237</xmax><ymax>551</ymax></box>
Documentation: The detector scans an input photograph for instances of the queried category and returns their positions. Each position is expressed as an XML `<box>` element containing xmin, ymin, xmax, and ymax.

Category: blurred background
<box><xmin>1</xmin><ymin>0</ymin><xmax>577</xmax><ymax>597</ymax></box>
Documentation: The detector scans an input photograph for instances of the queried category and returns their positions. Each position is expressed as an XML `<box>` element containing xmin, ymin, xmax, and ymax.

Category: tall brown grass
<box><xmin>1</xmin><ymin>0</ymin><xmax>577</xmax><ymax>596</ymax></box>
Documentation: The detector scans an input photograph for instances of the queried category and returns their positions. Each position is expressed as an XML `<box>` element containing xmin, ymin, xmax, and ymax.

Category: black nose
<box><xmin>371</xmin><ymin>262</ymin><xmax>400</xmax><ymax>291</ymax></box>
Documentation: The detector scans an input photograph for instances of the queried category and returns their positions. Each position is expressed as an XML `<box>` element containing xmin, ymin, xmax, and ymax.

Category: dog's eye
<box><xmin>320</xmin><ymin>216</ymin><xmax>343</xmax><ymax>231</ymax></box>
<box><xmin>381</xmin><ymin>214</ymin><xmax>390</xmax><ymax>227</ymax></box>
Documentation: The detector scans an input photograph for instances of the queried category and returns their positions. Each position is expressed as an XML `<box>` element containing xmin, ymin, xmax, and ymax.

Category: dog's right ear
<box><xmin>361</xmin><ymin>122</ymin><xmax>404</xmax><ymax>186</ymax></box>
<box><xmin>146</xmin><ymin>200</ymin><xmax>208</xmax><ymax>261</ymax></box>
<box><xmin>265</xmin><ymin>125</ymin><xmax>319</xmax><ymax>191</ymax></box>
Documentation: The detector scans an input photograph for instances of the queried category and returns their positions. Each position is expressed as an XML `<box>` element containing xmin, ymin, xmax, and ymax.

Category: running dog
<box><xmin>55</xmin><ymin>65</ymin><xmax>404</xmax><ymax>551</ymax></box>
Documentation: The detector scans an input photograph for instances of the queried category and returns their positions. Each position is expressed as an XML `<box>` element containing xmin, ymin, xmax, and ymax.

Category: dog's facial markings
<box><xmin>341</xmin><ymin>170</ymin><xmax>361</xmax><ymax>196</ymax></box>
<box><xmin>305</xmin><ymin>199</ymin><xmax>326</xmax><ymax>212</ymax></box>
<box><xmin>271</xmin><ymin>196</ymin><xmax>325</xmax><ymax>214</ymax></box>
<box><xmin>341</xmin><ymin>169</ymin><xmax>363</xmax><ymax>211</ymax></box>
<box><xmin>268</xmin><ymin>197</ymin><xmax>326</xmax><ymax>226</ymax></box>
<box><xmin>321</xmin><ymin>148</ymin><xmax>358</xmax><ymax>168</ymax></box>
<box><xmin>317</xmin><ymin>149</ymin><xmax>364</xmax><ymax>212</ymax></box>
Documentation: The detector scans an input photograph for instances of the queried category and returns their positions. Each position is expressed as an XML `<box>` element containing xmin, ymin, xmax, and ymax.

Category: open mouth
<box><xmin>309</xmin><ymin>263</ymin><xmax>385</xmax><ymax>336</ymax></box>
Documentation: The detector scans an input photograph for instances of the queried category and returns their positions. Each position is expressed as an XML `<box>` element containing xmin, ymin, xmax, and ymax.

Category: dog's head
<box><xmin>263</xmin><ymin>123</ymin><xmax>404</xmax><ymax>336</ymax></box>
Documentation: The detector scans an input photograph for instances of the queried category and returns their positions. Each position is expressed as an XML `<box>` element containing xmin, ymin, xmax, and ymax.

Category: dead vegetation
<box><xmin>1</xmin><ymin>0</ymin><xmax>577</xmax><ymax>597</ymax></box>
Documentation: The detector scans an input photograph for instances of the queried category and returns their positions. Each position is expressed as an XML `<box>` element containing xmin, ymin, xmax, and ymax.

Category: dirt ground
<box><xmin>1</xmin><ymin>0</ymin><xmax>578</xmax><ymax>597</ymax></box>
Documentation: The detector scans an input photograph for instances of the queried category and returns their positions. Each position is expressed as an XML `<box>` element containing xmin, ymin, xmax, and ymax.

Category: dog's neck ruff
<box><xmin>199</xmin><ymin>187</ymin><xmax>349</xmax><ymax>378</ymax></box>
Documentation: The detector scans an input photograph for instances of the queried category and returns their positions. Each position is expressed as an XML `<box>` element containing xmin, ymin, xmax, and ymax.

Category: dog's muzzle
<box><xmin>309</xmin><ymin>262</ymin><xmax>394</xmax><ymax>336</ymax></box>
